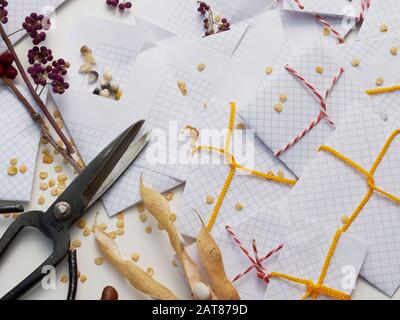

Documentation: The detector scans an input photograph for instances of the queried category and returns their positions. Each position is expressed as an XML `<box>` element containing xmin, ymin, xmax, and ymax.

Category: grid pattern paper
<box><xmin>240</xmin><ymin>45</ymin><xmax>373</xmax><ymax>177</ymax></box>
<box><xmin>283</xmin><ymin>0</ymin><xmax>362</xmax><ymax>17</ymax></box>
<box><xmin>0</xmin><ymin>0</ymin><xmax>67</xmax><ymax>51</ymax></box>
<box><xmin>358</xmin><ymin>0</ymin><xmax>400</xmax><ymax>41</ymax></box>
<box><xmin>78</xmin><ymin>42</ymin><xmax>138</xmax><ymax>91</ymax></box>
<box><xmin>133</xmin><ymin>65</ymin><xmax>218</xmax><ymax>182</ymax></box>
<box><xmin>164</xmin><ymin>0</ymin><xmax>249</xmax><ymax>56</ymax></box>
<box><xmin>65</xmin><ymin>121</ymin><xmax>182</xmax><ymax>215</ymax></box>
<box><xmin>0</xmin><ymin>85</ymin><xmax>41</xmax><ymax>201</ymax></box>
<box><xmin>284</xmin><ymin>107</ymin><xmax>400</xmax><ymax>296</ymax></box>
<box><xmin>265</xmin><ymin>218</ymin><xmax>368</xmax><ymax>300</ymax></box>
<box><xmin>176</xmin><ymin>100</ymin><xmax>295</xmax><ymax>238</ymax></box>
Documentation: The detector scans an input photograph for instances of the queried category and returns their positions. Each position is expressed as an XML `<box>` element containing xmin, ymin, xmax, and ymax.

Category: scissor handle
<box><xmin>0</xmin><ymin>211</ymin><xmax>71</xmax><ymax>300</ymax></box>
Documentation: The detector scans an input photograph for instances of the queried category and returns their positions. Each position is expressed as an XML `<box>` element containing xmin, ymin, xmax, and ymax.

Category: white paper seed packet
<box><xmin>358</xmin><ymin>0</ymin><xmax>400</xmax><ymax>41</ymax></box>
<box><xmin>240</xmin><ymin>44</ymin><xmax>374</xmax><ymax>177</ymax></box>
<box><xmin>283</xmin><ymin>106</ymin><xmax>400</xmax><ymax>296</ymax></box>
<box><xmin>283</xmin><ymin>0</ymin><xmax>364</xmax><ymax>18</ymax></box>
<box><xmin>264</xmin><ymin>215</ymin><xmax>368</xmax><ymax>300</ymax></box>
<box><xmin>176</xmin><ymin>99</ymin><xmax>296</xmax><ymax>238</ymax></box>
<box><xmin>0</xmin><ymin>85</ymin><xmax>42</xmax><ymax>202</ymax></box>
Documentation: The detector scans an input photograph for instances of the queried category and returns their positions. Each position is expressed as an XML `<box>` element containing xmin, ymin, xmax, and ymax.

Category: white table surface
<box><xmin>0</xmin><ymin>0</ymin><xmax>397</xmax><ymax>300</ymax></box>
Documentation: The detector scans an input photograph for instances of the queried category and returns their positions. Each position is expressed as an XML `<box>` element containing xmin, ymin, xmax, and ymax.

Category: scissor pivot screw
<box><xmin>54</xmin><ymin>202</ymin><xmax>72</xmax><ymax>220</ymax></box>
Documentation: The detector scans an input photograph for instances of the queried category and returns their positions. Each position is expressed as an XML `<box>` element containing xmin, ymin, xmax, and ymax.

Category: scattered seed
<box><xmin>76</xmin><ymin>219</ymin><xmax>86</xmax><ymax>229</ymax></box>
<box><xmin>54</xmin><ymin>165</ymin><xmax>63</xmax><ymax>173</ymax></box>
<box><xmin>145</xmin><ymin>226</ymin><xmax>153</xmax><ymax>234</ymax></box>
<box><xmin>57</xmin><ymin>174</ymin><xmax>68</xmax><ymax>183</ymax></box>
<box><xmin>390</xmin><ymin>47</ymin><xmax>398</xmax><ymax>56</ymax></box>
<box><xmin>322</xmin><ymin>27</ymin><xmax>330</xmax><ymax>36</ymax></box>
<box><xmin>274</xmin><ymin>103</ymin><xmax>283</xmax><ymax>113</ymax></box>
<box><xmin>80</xmin><ymin>275</ymin><xmax>88</xmax><ymax>283</ymax></box>
<box><xmin>95</xmin><ymin>257</ymin><xmax>104</xmax><ymax>266</ymax></box>
<box><xmin>98</xmin><ymin>223</ymin><xmax>108</xmax><ymax>231</ymax></box>
<box><xmin>39</xmin><ymin>171</ymin><xmax>48</xmax><ymax>180</ymax></box>
<box><xmin>236</xmin><ymin>123</ymin><xmax>245</xmax><ymax>129</ymax></box>
<box><xmin>137</xmin><ymin>203</ymin><xmax>145</xmax><ymax>213</ymax></box>
<box><xmin>279</xmin><ymin>93</ymin><xmax>287</xmax><ymax>103</ymax></box>
<box><xmin>60</xmin><ymin>274</ymin><xmax>68</xmax><ymax>284</ymax></box>
<box><xmin>177</xmin><ymin>80</ymin><xmax>187</xmax><ymax>96</ymax></box>
<box><xmin>375</xmin><ymin>77</ymin><xmax>384</xmax><ymax>86</ymax></box>
<box><xmin>139</xmin><ymin>213</ymin><xmax>147</xmax><ymax>223</ymax></box>
<box><xmin>170</xmin><ymin>212</ymin><xmax>177</xmax><ymax>222</ymax></box>
<box><xmin>206</xmin><ymin>195</ymin><xmax>214</xmax><ymax>205</ymax></box>
<box><xmin>197</xmin><ymin>63</ymin><xmax>206</xmax><ymax>72</ymax></box>
<box><xmin>37</xmin><ymin>196</ymin><xmax>46</xmax><ymax>205</ymax></box>
<box><xmin>131</xmin><ymin>252</ymin><xmax>140</xmax><ymax>262</ymax></box>
<box><xmin>80</xmin><ymin>45</ymin><xmax>91</xmax><ymax>55</ymax></box>
<box><xmin>58</xmin><ymin>182</ymin><xmax>67</xmax><ymax>189</ymax></box>
<box><xmin>116</xmin><ymin>212</ymin><xmax>125</xmax><ymax>220</ymax></box>
<box><xmin>351</xmin><ymin>58</ymin><xmax>360</xmax><ymax>67</ymax></box>
<box><xmin>43</xmin><ymin>154</ymin><xmax>54</xmax><ymax>164</ymax></box>
<box><xmin>108</xmin><ymin>231</ymin><xmax>117</xmax><ymax>240</ymax></box>
<box><xmin>50</xmin><ymin>187</ymin><xmax>58</xmax><ymax>197</ymax></box>
<box><xmin>48</xmin><ymin>179</ymin><xmax>55</xmax><ymax>187</ymax></box>
<box><xmin>7</xmin><ymin>166</ymin><xmax>18</xmax><ymax>176</ymax></box>
<box><xmin>265</xmin><ymin>67</ymin><xmax>273</xmax><ymax>75</ymax></box>
<box><xmin>341</xmin><ymin>215</ymin><xmax>348</xmax><ymax>224</ymax></box>
<box><xmin>146</xmin><ymin>267</ymin><xmax>154</xmax><ymax>277</ymax></box>
<box><xmin>165</xmin><ymin>191</ymin><xmax>174</xmax><ymax>201</ymax></box>
<box><xmin>116</xmin><ymin>229</ymin><xmax>124</xmax><ymax>236</ymax></box>
<box><xmin>235</xmin><ymin>203</ymin><xmax>243</xmax><ymax>212</ymax></box>
<box><xmin>116</xmin><ymin>220</ymin><xmax>124</xmax><ymax>229</ymax></box>
<box><xmin>39</xmin><ymin>183</ymin><xmax>48</xmax><ymax>191</ymax></box>
<box><xmin>71</xmin><ymin>240</ymin><xmax>81</xmax><ymax>249</ymax></box>
<box><xmin>9</xmin><ymin>158</ymin><xmax>18</xmax><ymax>166</ymax></box>
<box><xmin>56</xmin><ymin>120</ymin><xmax>64</xmax><ymax>129</ymax></box>
<box><xmin>315</xmin><ymin>66</ymin><xmax>324</xmax><ymax>74</ymax></box>
<box><xmin>83</xmin><ymin>227</ymin><xmax>91</xmax><ymax>237</ymax></box>
<box><xmin>380</xmin><ymin>24</ymin><xmax>388</xmax><ymax>32</ymax></box>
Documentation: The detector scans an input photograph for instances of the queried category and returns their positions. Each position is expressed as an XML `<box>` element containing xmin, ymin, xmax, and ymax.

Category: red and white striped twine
<box><xmin>274</xmin><ymin>64</ymin><xmax>345</xmax><ymax>158</ymax></box>
<box><xmin>225</xmin><ymin>225</ymin><xmax>283</xmax><ymax>284</ymax></box>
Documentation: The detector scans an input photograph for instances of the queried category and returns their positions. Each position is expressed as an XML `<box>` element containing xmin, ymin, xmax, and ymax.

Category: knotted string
<box><xmin>274</xmin><ymin>65</ymin><xmax>344</xmax><ymax>158</ymax></box>
<box><xmin>225</xmin><ymin>225</ymin><xmax>283</xmax><ymax>284</ymax></box>
<box><xmin>270</xmin><ymin>129</ymin><xmax>400</xmax><ymax>300</ymax></box>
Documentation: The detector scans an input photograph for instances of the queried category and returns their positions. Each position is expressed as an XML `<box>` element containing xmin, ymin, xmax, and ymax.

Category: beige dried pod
<box><xmin>94</xmin><ymin>214</ymin><xmax>178</xmax><ymax>300</ymax></box>
<box><xmin>195</xmin><ymin>210</ymin><xmax>240</xmax><ymax>300</ymax></box>
<box><xmin>140</xmin><ymin>175</ymin><xmax>217</xmax><ymax>300</ymax></box>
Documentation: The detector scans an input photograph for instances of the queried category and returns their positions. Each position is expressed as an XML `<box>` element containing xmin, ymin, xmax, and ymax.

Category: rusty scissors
<box><xmin>0</xmin><ymin>120</ymin><xmax>150</xmax><ymax>300</ymax></box>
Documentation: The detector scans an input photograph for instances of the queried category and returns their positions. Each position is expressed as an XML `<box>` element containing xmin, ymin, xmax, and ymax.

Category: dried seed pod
<box><xmin>101</xmin><ymin>286</ymin><xmax>119</xmax><ymax>300</ymax></box>
<box><xmin>94</xmin><ymin>215</ymin><xmax>178</xmax><ymax>300</ymax></box>
<box><xmin>79</xmin><ymin>63</ymin><xmax>92</xmax><ymax>74</ymax></box>
<box><xmin>140</xmin><ymin>175</ymin><xmax>217</xmax><ymax>300</ymax></box>
<box><xmin>88</xmin><ymin>71</ymin><xmax>99</xmax><ymax>84</ymax></box>
<box><xmin>195</xmin><ymin>211</ymin><xmax>240</xmax><ymax>300</ymax></box>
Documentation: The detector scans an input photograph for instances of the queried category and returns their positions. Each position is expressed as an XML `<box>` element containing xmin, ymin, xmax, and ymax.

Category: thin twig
<box><xmin>0</xmin><ymin>23</ymin><xmax>75</xmax><ymax>154</ymax></box>
<box><xmin>1</xmin><ymin>76</ymin><xmax>82</xmax><ymax>172</ymax></box>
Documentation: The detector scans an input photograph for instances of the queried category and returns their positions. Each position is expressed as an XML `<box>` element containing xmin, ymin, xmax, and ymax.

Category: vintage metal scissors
<box><xmin>0</xmin><ymin>120</ymin><xmax>150</xmax><ymax>300</ymax></box>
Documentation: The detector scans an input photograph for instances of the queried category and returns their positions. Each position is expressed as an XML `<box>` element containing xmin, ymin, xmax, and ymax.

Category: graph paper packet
<box><xmin>239</xmin><ymin>44</ymin><xmax>374</xmax><ymax>177</ymax></box>
<box><xmin>358</xmin><ymin>0</ymin><xmax>400</xmax><ymax>41</ymax></box>
<box><xmin>184</xmin><ymin>207</ymin><xmax>288</xmax><ymax>299</ymax></box>
<box><xmin>0</xmin><ymin>85</ymin><xmax>42</xmax><ymax>202</ymax></box>
<box><xmin>283</xmin><ymin>0</ymin><xmax>363</xmax><ymax>18</ymax></box>
<box><xmin>282</xmin><ymin>106</ymin><xmax>400</xmax><ymax>296</ymax></box>
<box><xmin>137</xmin><ymin>0</ymin><xmax>275</xmax><ymax>57</ymax></box>
<box><xmin>332</xmin><ymin>37</ymin><xmax>400</xmax><ymax>128</ymax></box>
<box><xmin>264</xmin><ymin>215</ymin><xmax>368</xmax><ymax>300</ymax></box>
<box><xmin>176</xmin><ymin>99</ymin><xmax>296</xmax><ymax>238</ymax></box>
<box><xmin>0</xmin><ymin>0</ymin><xmax>67</xmax><ymax>51</ymax></box>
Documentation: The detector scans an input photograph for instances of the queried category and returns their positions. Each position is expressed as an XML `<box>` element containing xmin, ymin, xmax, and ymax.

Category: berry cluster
<box><xmin>0</xmin><ymin>52</ymin><xmax>18</xmax><ymax>79</ymax></box>
<box><xmin>0</xmin><ymin>0</ymin><xmax>8</xmax><ymax>24</ymax></box>
<box><xmin>106</xmin><ymin>0</ymin><xmax>132</xmax><ymax>10</ymax></box>
<box><xmin>197</xmin><ymin>1</ymin><xmax>230</xmax><ymax>37</ymax></box>
<box><xmin>27</xmin><ymin>46</ymin><xmax>53</xmax><ymax>65</ymax></box>
<box><xmin>22</xmin><ymin>13</ymin><xmax>51</xmax><ymax>45</ymax></box>
<box><xmin>28</xmin><ymin>58</ymin><xmax>70</xmax><ymax>94</ymax></box>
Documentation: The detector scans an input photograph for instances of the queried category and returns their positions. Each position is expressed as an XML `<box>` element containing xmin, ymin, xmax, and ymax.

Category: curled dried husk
<box><xmin>140</xmin><ymin>175</ymin><xmax>217</xmax><ymax>300</ymax></box>
<box><xmin>94</xmin><ymin>214</ymin><xmax>178</xmax><ymax>300</ymax></box>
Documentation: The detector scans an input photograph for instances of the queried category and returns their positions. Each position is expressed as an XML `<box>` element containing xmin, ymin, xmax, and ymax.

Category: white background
<box><xmin>0</xmin><ymin>0</ymin><xmax>397</xmax><ymax>300</ymax></box>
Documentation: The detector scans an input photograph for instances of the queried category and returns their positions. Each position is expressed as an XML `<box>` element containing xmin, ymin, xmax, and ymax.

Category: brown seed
<box><xmin>39</xmin><ymin>171</ymin><xmax>48</xmax><ymax>180</ymax></box>
<box><xmin>54</xmin><ymin>165</ymin><xmax>63</xmax><ymax>173</ymax></box>
<box><xmin>48</xmin><ymin>179</ymin><xmax>56</xmax><ymax>187</ymax></box>
<box><xmin>236</xmin><ymin>123</ymin><xmax>245</xmax><ymax>129</ymax></box>
<box><xmin>79</xmin><ymin>275</ymin><xmax>88</xmax><ymax>283</ymax></box>
<box><xmin>165</xmin><ymin>191</ymin><xmax>174</xmax><ymax>201</ymax></box>
<box><xmin>57</xmin><ymin>174</ymin><xmax>68</xmax><ymax>182</ymax></box>
<box><xmin>56</xmin><ymin>120</ymin><xmax>64</xmax><ymax>129</ymax></box>
<box><xmin>9</xmin><ymin>158</ymin><xmax>18</xmax><ymax>166</ymax></box>
<box><xmin>58</xmin><ymin>182</ymin><xmax>66</xmax><ymax>189</ymax></box>
<box><xmin>19</xmin><ymin>165</ymin><xmax>27</xmax><ymax>174</ymax></box>
<box><xmin>274</xmin><ymin>103</ymin><xmax>283</xmax><ymax>113</ymax></box>
<box><xmin>7</xmin><ymin>166</ymin><xmax>18</xmax><ymax>176</ymax></box>
<box><xmin>322</xmin><ymin>27</ymin><xmax>330</xmax><ymax>36</ymax></box>
<box><xmin>279</xmin><ymin>93</ymin><xmax>287</xmax><ymax>103</ymax></box>
<box><xmin>71</xmin><ymin>240</ymin><xmax>81</xmax><ymax>249</ymax></box>
<box><xmin>146</xmin><ymin>267</ymin><xmax>155</xmax><ymax>277</ymax></box>
<box><xmin>139</xmin><ymin>213</ymin><xmax>147</xmax><ymax>223</ymax></box>
<box><xmin>380</xmin><ymin>24</ymin><xmax>388</xmax><ymax>32</ymax></box>
<box><xmin>131</xmin><ymin>252</ymin><xmax>140</xmax><ymax>262</ymax></box>
<box><xmin>116</xmin><ymin>229</ymin><xmax>124</xmax><ymax>236</ymax></box>
<box><xmin>351</xmin><ymin>58</ymin><xmax>360</xmax><ymax>67</ymax></box>
<box><xmin>315</xmin><ymin>66</ymin><xmax>324</xmax><ymax>74</ymax></box>
<box><xmin>375</xmin><ymin>77</ymin><xmax>384</xmax><ymax>86</ymax></box>
<box><xmin>235</xmin><ymin>203</ymin><xmax>244</xmax><ymax>212</ymax></box>
<box><xmin>42</xmin><ymin>149</ymin><xmax>50</xmax><ymax>155</ymax></box>
<box><xmin>108</xmin><ymin>231</ymin><xmax>117</xmax><ymax>240</ymax></box>
<box><xmin>206</xmin><ymin>195</ymin><xmax>214</xmax><ymax>205</ymax></box>
<box><xmin>43</xmin><ymin>154</ymin><xmax>54</xmax><ymax>164</ymax></box>
<box><xmin>37</xmin><ymin>196</ymin><xmax>46</xmax><ymax>205</ymax></box>
<box><xmin>98</xmin><ymin>223</ymin><xmax>108</xmax><ymax>231</ymax></box>
<box><xmin>341</xmin><ymin>215</ymin><xmax>349</xmax><ymax>224</ymax></box>
<box><xmin>101</xmin><ymin>286</ymin><xmax>119</xmax><ymax>300</ymax></box>
<box><xmin>390</xmin><ymin>47</ymin><xmax>398</xmax><ymax>56</ymax></box>
<box><xmin>177</xmin><ymin>80</ymin><xmax>187</xmax><ymax>96</ymax></box>
<box><xmin>80</xmin><ymin>45</ymin><xmax>92</xmax><ymax>55</ymax></box>
<box><xmin>116</xmin><ymin>220</ymin><xmax>124</xmax><ymax>229</ymax></box>
<box><xmin>137</xmin><ymin>203</ymin><xmax>145</xmax><ymax>213</ymax></box>
<box><xmin>145</xmin><ymin>226</ymin><xmax>152</xmax><ymax>234</ymax></box>
<box><xmin>53</xmin><ymin>110</ymin><xmax>61</xmax><ymax>118</ymax></box>
<box><xmin>197</xmin><ymin>63</ymin><xmax>206</xmax><ymax>72</ymax></box>
<box><xmin>95</xmin><ymin>257</ymin><xmax>104</xmax><ymax>265</ymax></box>
<box><xmin>76</xmin><ymin>219</ymin><xmax>86</xmax><ymax>229</ymax></box>
<box><xmin>265</xmin><ymin>67</ymin><xmax>273</xmax><ymax>75</ymax></box>
<box><xmin>83</xmin><ymin>227</ymin><xmax>91</xmax><ymax>237</ymax></box>
<box><xmin>50</xmin><ymin>187</ymin><xmax>58</xmax><ymax>197</ymax></box>
<box><xmin>116</xmin><ymin>212</ymin><xmax>125</xmax><ymax>220</ymax></box>
<box><xmin>170</xmin><ymin>212</ymin><xmax>177</xmax><ymax>222</ymax></box>
<box><xmin>39</xmin><ymin>183</ymin><xmax>48</xmax><ymax>191</ymax></box>
<box><xmin>60</xmin><ymin>275</ymin><xmax>68</xmax><ymax>284</ymax></box>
